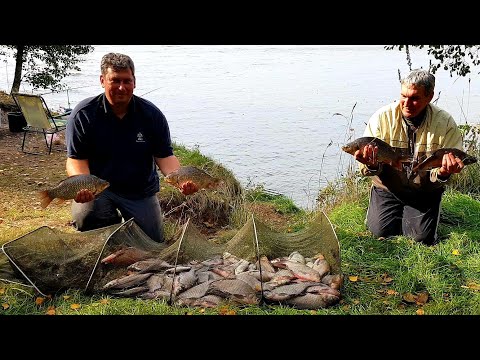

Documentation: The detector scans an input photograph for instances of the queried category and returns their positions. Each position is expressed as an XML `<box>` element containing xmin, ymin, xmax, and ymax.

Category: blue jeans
<box><xmin>71</xmin><ymin>189</ymin><xmax>164</xmax><ymax>242</ymax></box>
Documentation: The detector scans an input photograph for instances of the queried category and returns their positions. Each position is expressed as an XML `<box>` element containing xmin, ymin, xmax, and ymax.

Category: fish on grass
<box><xmin>341</xmin><ymin>136</ymin><xmax>410</xmax><ymax>166</ymax></box>
<box><xmin>38</xmin><ymin>174</ymin><xmax>110</xmax><ymax>209</ymax></box>
<box><xmin>412</xmin><ymin>148</ymin><xmax>478</xmax><ymax>172</ymax></box>
<box><xmin>164</xmin><ymin>166</ymin><xmax>223</xmax><ymax>191</ymax></box>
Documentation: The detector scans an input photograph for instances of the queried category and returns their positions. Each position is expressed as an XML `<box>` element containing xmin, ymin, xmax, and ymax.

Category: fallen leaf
<box><xmin>452</xmin><ymin>249</ymin><xmax>460</xmax><ymax>256</ymax></box>
<box><xmin>218</xmin><ymin>306</ymin><xmax>230</xmax><ymax>315</ymax></box>
<box><xmin>415</xmin><ymin>292</ymin><xmax>429</xmax><ymax>305</ymax></box>
<box><xmin>46</xmin><ymin>307</ymin><xmax>56</xmax><ymax>315</ymax></box>
<box><xmin>0</xmin><ymin>288</ymin><xmax>5</xmax><ymax>295</ymax></box>
<box><xmin>380</xmin><ymin>273</ymin><xmax>393</xmax><ymax>284</ymax></box>
<box><xmin>70</xmin><ymin>303</ymin><xmax>81</xmax><ymax>310</ymax></box>
<box><xmin>35</xmin><ymin>297</ymin><xmax>45</xmax><ymax>306</ymax></box>
<box><xmin>461</xmin><ymin>282</ymin><xmax>480</xmax><ymax>291</ymax></box>
<box><xmin>402</xmin><ymin>293</ymin><xmax>416</xmax><ymax>303</ymax></box>
<box><xmin>416</xmin><ymin>308</ymin><xmax>425</xmax><ymax>315</ymax></box>
<box><xmin>2</xmin><ymin>303</ymin><xmax>9</xmax><ymax>310</ymax></box>
<box><xmin>99</xmin><ymin>298</ymin><xmax>110</xmax><ymax>304</ymax></box>
<box><xmin>348</xmin><ymin>275</ymin><xmax>358</xmax><ymax>282</ymax></box>
<box><xmin>63</xmin><ymin>295</ymin><xmax>71</xmax><ymax>300</ymax></box>
<box><xmin>386</xmin><ymin>289</ymin><xmax>398</xmax><ymax>295</ymax></box>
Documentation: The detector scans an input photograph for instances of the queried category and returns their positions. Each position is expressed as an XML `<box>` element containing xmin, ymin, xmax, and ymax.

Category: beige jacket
<box><xmin>360</xmin><ymin>101</ymin><xmax>463</xmax><ymax>195</ymax></box>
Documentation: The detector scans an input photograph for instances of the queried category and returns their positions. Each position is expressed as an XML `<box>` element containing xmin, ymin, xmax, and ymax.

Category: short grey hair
<box><xmin>401</xmin><ymin>69</ymin><xmax>435</xmax><ymax>96</ymax></box>
<box><xmin>100</xmin><ymin>53</ymin><xmax>135</xmax><ymax>76</ymax></box>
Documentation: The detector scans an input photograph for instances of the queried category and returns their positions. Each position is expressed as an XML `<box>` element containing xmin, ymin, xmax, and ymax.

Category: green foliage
<box><xmin>0</xmin><ymin>45</ymin><xmax>94</xmax><ymax>93</ymax></box>
<box><xmin>448</xmin><ymin>124</ymin><xmax>480</xmax><ymax>198</ymax></box>
<box><xmin>245</xmin><ymin>183</ymin><xmax>301</xmax><ymax>215</ymax></box>
<box><xmin>385</xmin><ymin>45</ymin><xmax>480</xmax><ymax>78</ymax></box>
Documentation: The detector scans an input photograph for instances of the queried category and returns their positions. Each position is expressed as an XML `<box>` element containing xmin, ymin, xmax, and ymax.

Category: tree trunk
<box><xmin>10</xmin><ymin>45</ymin><xmax>24</xmax><ymax>94</ymax></box>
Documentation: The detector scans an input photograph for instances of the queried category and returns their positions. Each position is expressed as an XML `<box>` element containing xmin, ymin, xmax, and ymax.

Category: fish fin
<box><xmin>101</xmin><ymin>252</ymin><xmax>118</xmax><ymax>264</ymax></box>
<box><xmin>38</xmin><ymin>190</ymin><xmax>53</xmax><ymax>209</ymax></box>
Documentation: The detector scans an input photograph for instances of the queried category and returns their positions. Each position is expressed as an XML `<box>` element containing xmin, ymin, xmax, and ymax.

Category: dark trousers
<box><xmin>71</xmin><ymin>189</ymin><xmax>164</xmax><ymax>243</ymax></box>
<box><xmin>366</xmin><ymin>186</ymin><xmax>443</xmax><ymax>245</ymax></box>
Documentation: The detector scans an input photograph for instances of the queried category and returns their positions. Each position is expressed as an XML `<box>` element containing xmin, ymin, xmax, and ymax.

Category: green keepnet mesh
<box><xmin>0</xmin><ymin>211</ymin><xmax>341</xmax><ymax>297</ymax></box>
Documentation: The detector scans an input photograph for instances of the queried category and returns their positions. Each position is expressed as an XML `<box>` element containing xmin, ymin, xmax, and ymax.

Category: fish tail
<box><xmin>38</xmin><ymin>190</ymin><xmax>53</xmax><ymax>209</ymax></box>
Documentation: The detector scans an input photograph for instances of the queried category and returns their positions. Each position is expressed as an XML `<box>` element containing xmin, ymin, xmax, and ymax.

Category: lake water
<box><xmin>2</xmin><ymin>45</ymin><xmax>480</xmax><ymax>209</ymax></box>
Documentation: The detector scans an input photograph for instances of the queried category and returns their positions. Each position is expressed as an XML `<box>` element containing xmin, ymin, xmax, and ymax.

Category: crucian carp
<box><xmin>38</xmin><ymin>174</ymin><xmax>110</xmax><ymax>209</ymax></box>
<box><xmin>341</xmin><ymin>136</ymin><xmax>410</xmax><ymax>167</ymax></box>
<box><xmin>164</xmin><ymin>166</ymin><xmax>223</xmax><ymax>191</ymax></box>
<box><xmin>412</xmin><ymin>148</ymin><xmax>478</xmax><ymax>173</ymax></box>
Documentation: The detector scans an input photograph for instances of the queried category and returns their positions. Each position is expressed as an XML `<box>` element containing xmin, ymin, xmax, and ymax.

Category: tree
<box><xmin>385</xmin><ymin>45</ymin><xmax>480</xmax><ymax>78</ymax></box>
<box><xmin>0</xmin><ymin>45</ymin><xmax>94</xmax><ymax>94</ymax></box>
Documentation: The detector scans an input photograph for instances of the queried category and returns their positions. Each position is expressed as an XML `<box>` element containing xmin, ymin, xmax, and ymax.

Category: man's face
<box><xmin>100</xmin><ymin>67</ymin><xmax>136</xmax><ymax>106</ymax></box>
<box><xmin>399</xmin><ymin>83</ymin><xmax>433</xmax><ymax>119</ymax></box>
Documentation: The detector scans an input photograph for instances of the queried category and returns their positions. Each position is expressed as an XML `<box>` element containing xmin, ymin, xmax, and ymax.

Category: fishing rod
<box><xmin>139</xmin><ymin>87</ymin><xmax>162</xmax><ymax>97</ymax></box>
<box><xmin>39</xmin><ymin>84</ymin><xmax>97</xmax><ymax>96</ymax></box>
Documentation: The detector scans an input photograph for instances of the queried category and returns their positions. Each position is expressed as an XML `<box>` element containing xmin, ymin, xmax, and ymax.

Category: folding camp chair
<box><xmin>11</xmin><ymin>93</ymin><xmax>70</xmax><ymax>155</ymax></box>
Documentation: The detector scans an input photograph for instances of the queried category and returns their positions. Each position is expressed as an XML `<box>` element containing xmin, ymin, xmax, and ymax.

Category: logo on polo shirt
<box><xmin>136</xmin><ymin>132</ymin><xmax>145</xmax><ymax>143</ymax></box>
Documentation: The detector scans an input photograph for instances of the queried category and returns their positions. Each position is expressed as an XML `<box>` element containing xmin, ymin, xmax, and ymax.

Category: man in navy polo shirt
<box><xmin>65</xmin><ymin>52</ymin><xmax>198</xmax><ymax>242</ymax></box>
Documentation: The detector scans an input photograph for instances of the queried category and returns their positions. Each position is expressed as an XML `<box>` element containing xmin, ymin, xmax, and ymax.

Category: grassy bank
<box><xmin>1</xmin><ymin>127</ymin><xmax>479</xmax><ymax>315</ymax></box>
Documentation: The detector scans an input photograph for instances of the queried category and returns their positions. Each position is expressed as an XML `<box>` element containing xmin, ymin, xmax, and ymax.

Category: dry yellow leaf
<box><xmin>2</xmin><ymin>303</ymin><xmax>9</xmax><ymax>310</ymax></box>
<box><xmin>70</xmin><ymin>303</ymin><xmax>81</xmax><ymax>310</ymax></box>
<box><xmin>462</xmin><ymin>282</ymin><xmax>480</xmax><ymax>291</ymax></box>
<box><xmin>63</xmin><ymin>295</ymin><xmax>71</xmax><ymax>300</ymax></box>
<box><xmin>99</xmin><ymin>298</ymin><xmax>110</xmax><ymax>304</ymax></box>
<box><xmin>218</xmin><ymin>306</ymin><xmax>230</xmax><ymax>315</ymax></box>
<box><xmin>0</xmin><ymin>288</ymin><xmax>5</xmax><ymax>295</ymax></box>
<box><xmin>226</xmin><ymin>310</ymin><xmax>237</xmax><ymax>315</ymax></box>
<box><xmin>35</xmin><ymin>297</ymin><xmax>45</xmax><ymax>306</ymax></box>
<box><xmin>348</xmin><ymin>275</ymin><xmax>358</xmax><ymax>282</ymax></box>
<box><xmin>416</xmin><ymin>308</ymin><xmax>425</xmax><ymax>315</ymax></box>
<box><xmin>46</xmin><ymin>307</ymin><xmax>56</xmax><ymax>315</ymax></box>
<box><xmin>452</xmin><ymin>249</ymin><xmax>460</xmax><ymax>256</ymax></box>
<box><xmin>386</xmin><ymin>289</ymin><xmax>398</xmax><ymax>295</ymax></box>
<box><xmin>415</xmin><ymin>292</ymin><xmax>429</xmax><ymax>305</ymax></box>
<box><xmin>199</xmin><ymin>308</ymin><xmax>205</xmax><ymax>313</ymax></box>
<box><xmin>402</xmin><ymin>293</ymin><xmax>416</xmax><ymax>303</ymax></box>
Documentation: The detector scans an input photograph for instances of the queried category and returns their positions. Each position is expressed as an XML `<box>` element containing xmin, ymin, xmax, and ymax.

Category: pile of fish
<box><xmin>101</xmin><ymin>249</ymin><xmax>343</xmax><ymax>310</ymax></box>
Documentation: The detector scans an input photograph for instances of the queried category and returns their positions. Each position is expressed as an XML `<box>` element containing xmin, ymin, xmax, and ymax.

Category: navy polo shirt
<box><xmin>66</xmin><ymin>94</ymin><xmax>174</xmax><ymax>199</ymax></box>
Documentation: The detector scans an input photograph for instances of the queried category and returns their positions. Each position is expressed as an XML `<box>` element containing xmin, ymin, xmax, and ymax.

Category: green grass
<box><xmin>1</xmin><ymin>144</ymin><xmax>480</xmax><ymax>316</ymax></box>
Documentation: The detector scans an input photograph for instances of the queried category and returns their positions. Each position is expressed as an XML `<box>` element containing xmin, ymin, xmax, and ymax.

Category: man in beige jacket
<box><xmin>354</xmin><ymin>69</ymin><xmax>466</xmax><ymax>245</ymax></box>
